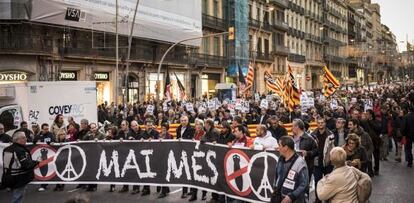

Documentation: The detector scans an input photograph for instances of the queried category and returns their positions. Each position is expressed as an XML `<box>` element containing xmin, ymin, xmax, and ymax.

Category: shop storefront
<box><xmin>146</xmin><ymin>72</ymin><xmax>186</xmax><ymax>100</ymax></box>
<box><xmin>94</xmin><ymin>72</ymin><xmax>111</xmax><ymax>105</ymax></box>
<box><xmin>59</xmin><ymin>71</ymin><xmax>78</xmax><ymax>81</ymax></box>
<box><xmin>200</xmin><ymin>73</ymin><xmax>221</xmax><ymax>98</ymax></box>
<box><xmin>0</xmin><ymin>71</ymin><xmax>30</xmax><ymax>84</ymax></box>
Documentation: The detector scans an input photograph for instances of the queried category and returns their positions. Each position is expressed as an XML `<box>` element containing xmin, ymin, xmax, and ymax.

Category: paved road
<box><xmin>1</xmin><ymin>152</ymin><xmax>413</xmax><ymax>203</ymax></box>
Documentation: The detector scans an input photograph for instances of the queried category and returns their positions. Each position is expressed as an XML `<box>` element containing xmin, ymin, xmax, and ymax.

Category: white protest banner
<box><xmin>260</xmin><ymin>99</ymin><xmax>269</xmax><ymax>109</ymax></box>
<box><xmin>207</xmin><ymin>100</ymin><xmax>216</xmax><ymax>110</ymax></box>
<box><xmin>319</xmin><ymin>94</ymin><xmax>325</xmax><ymax>102</ymax></box>
<box><xmin>186</xmin><ymin>103</ymin><xmax>194</xmax><ymax>113</ymax></box>
<box><xmin>162</xmin><ymin>102</ymin><xmax>168</xmax><ymax>112</ymax></box>
<box><xmin>364</xmin><ymin>99</ymin><xmax>373</xmax><ymax>112</ymax></box>
<box><xmin>255</xmin><ymin>93</ymin><xmax>260</xmax><ymax>102</ymax></box>
<box><xmin>242</xmin><ymin>101</ymin><xmax>250</xmax><ymax>113</ymax></box>
<box><xmin>146</xmin><ymin>105</ymin><xmax>155</xmax><ymax>114</ymax></box>
<box><xmin>330</xmin><ymin>99</ymin><xmax>338</xmax><ymax>110</ymax></box>
<box><xmin>235</xmin><ymin>99</ymin><xmax>243</xmax><ymax>110</ymax></box>
<box><xmin>351</xmin><ymin>98</ymin><xmax>357</xmax><ymax>104</ymax></box>
<box><xmin>266</xmin><ymin>95</ymin><xmax>273</xmax><ymax>101</ymax></box>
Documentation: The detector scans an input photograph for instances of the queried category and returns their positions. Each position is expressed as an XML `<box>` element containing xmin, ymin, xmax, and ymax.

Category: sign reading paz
<box><xmin>0</xmin><ymin>141</ymin><xmax>279</xmax><ymax>203</ymax></box>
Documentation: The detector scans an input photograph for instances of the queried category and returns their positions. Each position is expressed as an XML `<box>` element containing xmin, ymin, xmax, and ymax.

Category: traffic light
<box><xmin>228</xmin><ymin>27</ymin><xmax>235</xmax><ymax>40</ymax></box>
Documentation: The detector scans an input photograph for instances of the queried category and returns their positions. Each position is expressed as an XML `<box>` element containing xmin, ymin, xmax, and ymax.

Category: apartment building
<box><xmin>304</xmin><ymin>0</ymin><xmax>324</xmax><ymax>89</ymax></box>
<box><xmin>248</xmin><ymin>0</ymin><xmax>289</xmax><ymax>93</ymax></box>
<box><xmin>286</xmin><ymin>0</ymin><xmax>307</xmax><ymax>89</ymax></box>
<box><xmin>322</xmin><ymin>0</ymin><xmax>349</xmax><ymax>85</ymax></box>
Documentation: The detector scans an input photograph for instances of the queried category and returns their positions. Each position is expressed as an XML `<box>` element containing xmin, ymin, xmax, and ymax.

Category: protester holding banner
<box><xmin>229</xmin><ymin>125</ymin><xmax>250</xmax><ymax>148</ymax></box>
<box><xmin>217</xmin><ymin>121</ymin><xmax>235</xmax><ymax>145</ymax></box>
<box><xmin>176</xmin><ymin>115</ymin><xmax>195</xmax><ymax>199</ymax></box>
<box><xmin>267</xmin><ymin>116</ymin><xmax>288</xmax><ymax>141</ymax></box>
<box><xmin>187</xmin><ymin>119</ymin><xmax>207</xmax><ymax>201</ymax></box>
<box><xmin>251</xmin><ymin>125</ymin><xmax>278</xmax><ymax>150</ymax></box>
<box><xmin>158</xmin><ymin>122</ymin><xmax>171</xmax><ymax>199</ymax></box>
<box><xmin>53</xmin><ymin>129</ymin><xmax>67</xmax><ymax>192</ymax></box>
<box><xmin>2</xmin><ymin>132</ymin><xmax>40</xmax><ymax>203</ymax></box>
<box><xmin>51</xmin><ymin>114</ymin><xmax>66</xmax><ymax>141</ymax></box>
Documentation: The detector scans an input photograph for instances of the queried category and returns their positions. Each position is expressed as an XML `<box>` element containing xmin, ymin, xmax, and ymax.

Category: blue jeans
<box><xmin>11</xmin><ymin>186</ymin><xmax>26</xmax><ymax>203</ymax></box>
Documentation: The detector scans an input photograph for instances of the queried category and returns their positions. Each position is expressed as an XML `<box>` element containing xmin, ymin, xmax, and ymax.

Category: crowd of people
<box><xmin>1</xmin><ymin>82</ymin><xmax>414</xmax><ymax>203</ymax></box>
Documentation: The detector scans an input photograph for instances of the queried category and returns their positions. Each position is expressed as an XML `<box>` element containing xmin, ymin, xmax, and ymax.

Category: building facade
<box><xmin>286</xmin><ymin>0</ymin><xmax>307</xmax><ymax>89</ymax></box>
<box><xmin>304</xmin><ymin>0</ymin><xmax>324</xmax><ymax>89</ymax></box>
<box><xmin>247</xmin><ymin>0</ymin><xmax>289</xmax><ymax>93</ymax></box>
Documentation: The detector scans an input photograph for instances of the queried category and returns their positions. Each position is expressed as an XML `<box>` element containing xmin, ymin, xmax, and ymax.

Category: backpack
<box><xmin>351</xmin><ymin>167</ymin><xmax>372</xmax><ymax>203</ymax></box>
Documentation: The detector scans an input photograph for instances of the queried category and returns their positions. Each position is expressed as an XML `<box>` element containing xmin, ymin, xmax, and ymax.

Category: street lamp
<box><xmin>156</xmin><ymin>32</ymin><xmax>229</xmax><ymax>102</ymax></box>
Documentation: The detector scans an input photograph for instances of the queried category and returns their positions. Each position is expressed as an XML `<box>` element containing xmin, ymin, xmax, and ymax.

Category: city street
<box><xmin>1</xmin><ymin>153</ymin><xmax>413</xmax><ymax>203</ymax></box>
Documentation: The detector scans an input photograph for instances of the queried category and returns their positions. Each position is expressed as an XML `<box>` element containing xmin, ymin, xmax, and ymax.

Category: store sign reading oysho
<box><xmin>0</xmin><ymin>71</ymin><xmax>28</xmax><ymax>81</ymax></box>
<box><xmin>94</xmin><ymin>72</ymin><xmax>109</xmax><ymax>81</ymax></box>
<box><xmin>59</xmin><ymin>71</ymin><xmax>78</xmax><ymax>81</ymax></box>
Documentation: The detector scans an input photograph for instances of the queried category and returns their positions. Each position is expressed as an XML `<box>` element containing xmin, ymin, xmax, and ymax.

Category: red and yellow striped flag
<box><xmin>264</xmin><ymin>71</ymin><xmax>284</xmax><ymax>97</ymax></box>
<box><xmin>246</xmin><ymin>63</ymin><xmax>254</xmax><ymax>87</ymax></box>
<box><xmin>287</xmin><ymin>65</ymin><xmax>301</xmax><ymax>112</ymax></box>
<box><xmin>322</xmin><ymin>66</ymin><xmax>340</xmax><ymax>97</ymax></box>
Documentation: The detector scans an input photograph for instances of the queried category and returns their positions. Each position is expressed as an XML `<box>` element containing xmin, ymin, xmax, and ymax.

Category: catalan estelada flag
<box><xmin>322</xmin><ymin>66</ymin><xmax>340</xmax><ymax>97</ymax></box>
<box><xmin>264</xmin><ymin>71</ymin><xmax>284</xmax><ymax>98</ymax></box>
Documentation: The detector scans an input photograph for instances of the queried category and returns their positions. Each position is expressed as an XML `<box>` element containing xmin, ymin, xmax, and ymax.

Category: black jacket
<box><xmin>141</xmin><ymin>129</ymin><xmax>160</xmax><ymax>140</ymax></box>
<box><xmin>217</xmin><ymin>131</ymin><xmax>236</xmax><ymax>145</ymax></box>
<box><xmin>77</xmin><ymin>128</ymin><xmax>91</xmax><ymax>140</ymax></box>
<box><xmin>311</xmin><ymin>129</ymin><xmax>333</xmax><ymax>166</ymax></box>
<box><xmin>402</xmin><ymin>112</ymin><xmax>414</xmax><ymax>139</ymax></box>
<box><xmin>298</xmin><ymin>132</ymin><xmax>318</xmax><ymax>170</ymax></box>
<box><xmin>268</xmin><ymin>125</ymin><xmax>288</xmax><ymax>140</ymax></box>
<box><xmin>201</xmin><ymin>128</ymin><xmax>219</xmax><ymax>143</ymax></box>
<box><xmin>2</xmin><ymin>143</ymin><xmax>39</xmax><ymax>189</ymax></box>
<box><xmin>258</xmin><ymin>115</ymin><xmax>269</xmax><ymax>125</ymax></box>
<box><xmin>360</xmin><ymin>120</ymin><xmax>381</xmax><ymax>146</ymax></box>
<box><xmin>332</xmin><ymin>129</ymin><xmax>349</xmax><ymax>147</ymax></box>
<box><xmin>33</xmin><ymin>132</ymin><xmax>55</xmax><ymax>144</ymax></box>
<box><xmin>0</xmin><ymin>133</ymin><xmax>12</xmax><ymax>143</ymax></box>
<box><xmin>176</xmin><ymin>125</ymin><xmax>195</xmax><ymax>140</ymax></box>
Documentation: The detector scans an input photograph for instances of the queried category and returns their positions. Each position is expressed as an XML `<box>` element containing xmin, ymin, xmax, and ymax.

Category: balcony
<box><xmin>347</xmin><ymin>57</ymin><xmax>359</xmax><ymax>65</ymax></box>
<box><xmin>269</xmin><ymin>0</ymin><xmax>289</xmax><ymax>8</ymax></box>
<box><xmin>325</xmin><ymin>54</ymin><xmax>345</xmax><ymax>64</ymax></box>
<box><xmin>249</xmin><ymin>18</ymin><xmax>272</xmax><ymax>32</ymax></box>
<box><xmin>288</xmin><ymin>53</ymin><xmax>306</xmax><ymax>63</ymax></box>
<box><xmin>305</xmin><ymin>33</ymin><xmax>322</xmax><ymax>43</ymax></box>
<box><xmin>273</xmin><ymin>20</ymin><xmax>289</xmax><ymax>31</ymax></box>
<box><xmin>202</xmin><ymin>14</ymin><xmax>226</xmax><ymax>31</ymax></box>
<box><xmin>0</xmin><ymin>33</ymin><xmax>53</xmax><ymax>55</ymax></box>
<box><xmin>323</xmin><ymin>37</ymin><xmax>346</xmax><ymax>46</ymax></box>
<box><xmin>250</xmin><ymin>51</ymin><xmax>273</xmax><ymax>62</ymax></box>
<box><xmin>191</xmin><ymin>53</ymin><xmax>228</xmax><ymax>67</ymax></box>
<box><xmin>61</xmin><ymin>45</ymin><xmax>155</xmax><ymax>62</ymax></box>
<box><xmin>273</xmin><ymin>45</ymin><xmax>289</xmax><ymax>56</ymax></box>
